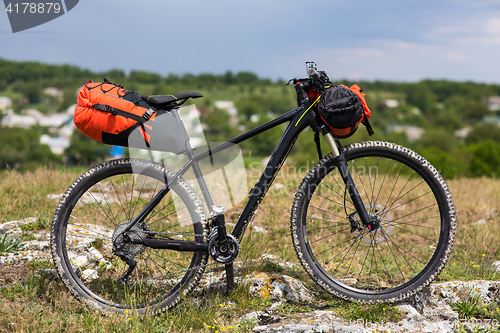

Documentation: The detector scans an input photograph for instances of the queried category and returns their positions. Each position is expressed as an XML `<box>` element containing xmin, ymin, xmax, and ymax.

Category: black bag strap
<box><xmin>362</xmin><ymin>115</ymin><xmax>374</xmax><ymax>136</ymax></box>
<box><xmin>92</xmin><ymin>103</ymin><xmax>155</xmax><ymax>122</ymax></box>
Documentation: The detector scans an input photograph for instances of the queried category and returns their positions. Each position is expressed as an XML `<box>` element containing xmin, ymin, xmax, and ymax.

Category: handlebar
<box><xmin>308</xmin><ymin>68</ymin><xmax>321</xmax><ymax>81</ymax></box>
<box><xmin>289</xmin><ymin>61</ymin><xmax>332</xmax><ymax>107</ymax></box>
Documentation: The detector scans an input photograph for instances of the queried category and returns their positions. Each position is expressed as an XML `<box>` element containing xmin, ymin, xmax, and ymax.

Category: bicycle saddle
<box><xmin>142</xmin><ymin>92</ymin><xmax>203</xmax><ymax>106</ymax></box>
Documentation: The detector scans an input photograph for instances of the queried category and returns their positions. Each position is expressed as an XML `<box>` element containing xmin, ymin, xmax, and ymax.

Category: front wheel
<box><xmin>291</xmin><ymin>141</ymin><xmax>456</xmax><ymax>303</ymax></box>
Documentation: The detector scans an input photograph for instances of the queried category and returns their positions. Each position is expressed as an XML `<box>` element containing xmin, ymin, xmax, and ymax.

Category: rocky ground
<box><xmin>2</xmin><ymin>217</ymin><xmax>500</xmax><ymax>333</ymax></box>
<box><xmin>243</xmin><ymin>277</ymin><xmax>500</xmax><ymax>332</ymax></box>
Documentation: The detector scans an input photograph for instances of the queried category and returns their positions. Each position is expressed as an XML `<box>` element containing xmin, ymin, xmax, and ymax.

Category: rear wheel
<box><xmin>291</xmin><ymin>141</ymin><xmax>456</xmax><ymax>303</ymax></box>
<box><xmin>51</xmin><ymin>158</ymin><xmax>208</xmax><ymax>314</ymax></box>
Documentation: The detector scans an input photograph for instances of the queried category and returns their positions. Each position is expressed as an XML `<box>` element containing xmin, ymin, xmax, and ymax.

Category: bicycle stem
<box><xmin>323</xmin><ymin>131</ymin><xmax>372</xmax><ymax>227</ymax></box>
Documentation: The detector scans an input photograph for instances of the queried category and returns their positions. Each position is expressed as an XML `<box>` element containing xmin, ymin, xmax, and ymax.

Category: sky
<box><xmin>1</xmin><ymin>0</ymin><xmax>500</xmax><ymax>83</ymax></box>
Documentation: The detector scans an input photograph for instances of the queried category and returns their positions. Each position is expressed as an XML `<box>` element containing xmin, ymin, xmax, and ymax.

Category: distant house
<box><xmin>40</xmin><ymin>135</ymin><xmax>70</xmax><ymax>155</ymax></box>
<box><xmin>487</xmin><ymin>97</ymin><xmax>500</xmax><ymax>111</ymax></box>
<box><xmin>214</xmin><ymin>101</ymin><xmax>237</xmax><ymax>116</ymax></box>
<box><xmin>389</xmin><ymin>125</ymin><xmax>424</xmax><ymax>142</ymax></box>
<box><xmin>0</xmin><ymin>96</ymin><xmax>12</xmax><ymax>110</ymax></box>
<box><xmin>2</xmin><ymin>105</ymin><xmax>76</xmax><ymax>154</ymax></box>
<box><xmin>1</xmin><ymin>107</ymin><xmax>73</xmax><ymax>128</ymax></box>
<box><xmin>455</xmin><ymin>127</ymin><xmax>471</xmax><ymax>138</ymax></box>
<box><xmin>384</xmin><ymin>99</ymin><xmax>400</xmax><ymax>108</ymax></box>
<box><xmin>482</xmin><ymin>116</ymin><xmax>500</xmax><ymax>125</ymax></box>
<box><xmin>215</xmin><ymin>100</ymin><xmax>239</xmax><ymax>127</ymax></box>
<box><xmin>1</xmin><ymin>109</ymin><xmax>38</xmax><ymax>127</ymax></box>
<box><xmin>43</xmin><ymin>87</ymin><xmax>63</xmax><ymax>102</ymax></box>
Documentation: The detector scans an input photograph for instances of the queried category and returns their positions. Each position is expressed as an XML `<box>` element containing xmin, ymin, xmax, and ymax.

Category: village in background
<box><xmin>1</xmin><ymin>58</ymin><xmax>500</xmax><ymax>178</ymax></box>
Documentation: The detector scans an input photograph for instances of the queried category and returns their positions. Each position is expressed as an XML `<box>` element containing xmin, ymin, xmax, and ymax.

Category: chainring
<box><xmin>209</xmin><ymin>234</ymin><xmax>240</xmax><ymax>264</ymax></box>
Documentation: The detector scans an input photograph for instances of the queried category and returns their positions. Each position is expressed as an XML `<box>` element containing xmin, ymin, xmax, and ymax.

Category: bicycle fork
<box><xmin>322</xmin><ymin>131</ymin><xmax>373</xmax><ymax>230</ymax></box>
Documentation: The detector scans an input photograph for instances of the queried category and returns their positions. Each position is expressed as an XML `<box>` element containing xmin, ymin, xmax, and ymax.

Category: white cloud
<box><xmin>1</xmin><ymin>0</ymin><xmax>499</xmax><ymax>83</ymax></box>
<box><xmin>284</xmin><ymin>4</ymin><xmax>500</xmax><ymax>83</ymax></box>
<box><xmin>485</xmin><ymin>17</ymin><xmax>500</xmax><ymax>34</ymax></box>
<box><xmin>291</xmin><ymin>36</ymin><xmax>494</xmax><ymax>82</ymax></box>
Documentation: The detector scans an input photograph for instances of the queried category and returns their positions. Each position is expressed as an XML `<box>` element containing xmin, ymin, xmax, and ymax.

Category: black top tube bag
<box><xmin>317</xmin><ymin>84</ymin><xmax>374</xmax><ymax>138</ymax></box>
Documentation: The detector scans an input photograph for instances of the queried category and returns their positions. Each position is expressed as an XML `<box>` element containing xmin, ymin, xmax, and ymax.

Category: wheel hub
<box><xmin>112</xmin><ymin>222</ymin><xmax>147</xmax><ymax>257</ymax></box>
<box><xmin>352</xmin><ymin>203</ymin><xmax>393</xmax><ymax>244</ymax></box>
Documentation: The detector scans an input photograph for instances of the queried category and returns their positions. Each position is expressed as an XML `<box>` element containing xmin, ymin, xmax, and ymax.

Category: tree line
<box><xmin>1</xmin><ymin>58</ymin><xmax>500</xmax><ymax>178</ymax></box>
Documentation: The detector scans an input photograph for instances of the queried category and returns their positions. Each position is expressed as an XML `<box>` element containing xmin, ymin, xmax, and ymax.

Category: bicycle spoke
<box><xmin>327</xmin><ymin>174</ymin><xmax>354</xmax><ymax>208</ymax></box>
<box><xmin>313</xmin><ymin>192</ymin><xmax>349</xmax><ymax>211</ymax></box>
<box><xmin>306</xmin><ymin>221</ymin><xmax>348</xmax><ymax>232</ymax></box>
<box><xmin>367</xmin><ymin>157</ymin><xmax>378</xmax><ymax>209</ymax></box>
<box><xmin>97</xmin><ymin>182</ymin><xmax>120</xmax><ymax>226</ymax></box>
<box><xmin>310</xmin><ymin>226</ymin><xmax>353</xmax><ymax>247</ymax></box>
<box><xmin>308</xmin><ymin>205</ymin><xmax>349</xmax><ymax>221</ymax></box>
<box><xmin>389</xmin><ymin>235</ymin><xmax>434</xmax><ymax>255</ymax></box>
<box><xmin>391</xmin><ymin>203</ymin><xmax>438</xmax><ymax>223</ymax></box>
<box><xmin>297</xmin><ymin>145</ymin><xmax>454</xmax><ymax>298</ymax></box>
<box><xmin>86</xmin><ymin>190</ymin><xmax>118</xmax><ymax>227</ymax></box>
<box><xmin>386</xmin><ymin>190</ymin><xmax>432</xmax><ymax>213</ymax></box>
<box><xmin>351</xmin><ymin>159</ymin><xmax>371</xmax><ymax>207</ymax></box>
<box><xmin>55</xmin><ymin>159</ymin><xmax>208</xmax><ymax>312</ymax></box>
<box><xmin>130</xmin><ymin>175</ymin><xmax>148</xmax><ymax>222</ymax></box>
<box><xmin>382</xmin><ymin>172</ymin><xmax>417</xmax><ymax>212</ymax></box>
<box><xmin>391</xmin><ymin>217</ymin><xmax>440</xmax><ymax>229</ymax></box>
<box><xmin>357</xmin><ymin>238</ymin><xmax>374</xmax><ymax>285</ymax></box>
<box><xmin>383</xmin><ymin>163</ymin><xmax>404</xmax><ymax>211</ymax></box>
<box><xmin>391</xmin><ymin>224</ymin><xmax>439</xmax><ymax>244</ymax></box>
<box><xmin>342</xmin><ymin>232</ymin><xmax>364</xmax><ymax>280</ymax></box>
<box><xmin>384</xmin><ymin>231</ymin><xmax>425</xmax><ymax>271</ymax></box>
<box><xmin>109</xmin><ymin>177</ymin><xmax>129</xmax><ymax>222</ymax></box>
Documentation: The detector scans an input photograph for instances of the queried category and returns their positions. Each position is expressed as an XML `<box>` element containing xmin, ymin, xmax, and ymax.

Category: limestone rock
<box><xmin>243</xmin><ymin>272</ymin><xmax>315</xmax><ymax>303</ymax></box>
<box><xmin>493</xmin><ymin>261</ymin><xmax>500</xmax><ymax>272</ymax></box>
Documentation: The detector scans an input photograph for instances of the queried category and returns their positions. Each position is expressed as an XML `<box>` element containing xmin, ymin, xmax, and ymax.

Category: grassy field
<box><xmin>0</xmin><ymin>164</ymin><xmax>499</xmax><ymax>332</ymax></box>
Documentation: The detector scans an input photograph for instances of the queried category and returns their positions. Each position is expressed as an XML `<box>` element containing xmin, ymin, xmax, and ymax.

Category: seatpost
<box><xmin>169</xmin><ymin>107</ymin><xmax>191</xmax><ymax>151</ymax></box>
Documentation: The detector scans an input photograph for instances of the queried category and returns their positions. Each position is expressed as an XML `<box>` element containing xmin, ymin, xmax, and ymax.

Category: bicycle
<box><xmin>50</xmin><ymin>62</ymin><xmax>456</xmax><ymax>314</ymax></box>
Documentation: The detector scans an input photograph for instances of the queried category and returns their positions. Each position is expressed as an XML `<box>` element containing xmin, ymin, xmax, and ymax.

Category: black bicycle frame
<box><xmin>125</xmin><ymin>99</ymin><xmax>371</xmax><ymax>252</ymax></box>
<box><xmin>124</xmin><ymin>103</ymin><xmax>310</xmax><ymax>238</ymax></box>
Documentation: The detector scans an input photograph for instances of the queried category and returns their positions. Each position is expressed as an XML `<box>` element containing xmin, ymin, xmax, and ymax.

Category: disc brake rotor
<box><xmin>353</xmin><ymin>203</ymin><xmax>393</xmax><ymax>244</ymax></box>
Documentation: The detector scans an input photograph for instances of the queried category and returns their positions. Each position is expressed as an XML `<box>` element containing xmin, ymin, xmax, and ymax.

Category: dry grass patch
<box><xmin>0</xmin><ymin>166</ymin><xmax>499</xmax><ymax>331</ymax></box>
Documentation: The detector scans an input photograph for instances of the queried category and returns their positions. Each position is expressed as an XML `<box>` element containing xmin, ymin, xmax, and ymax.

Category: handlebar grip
<box><xmin>294</xmin><ymin>81</ymin><xmax>310</xmax><ymax>106</ymax></box>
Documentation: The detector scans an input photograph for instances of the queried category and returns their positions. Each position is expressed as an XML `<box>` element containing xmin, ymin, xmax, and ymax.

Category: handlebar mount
<box><xmin>288</xmin><ymin>62</ymin><xmax>332</xmax><ymax>107</ymax></box>
<box><xmin>306</xmin><ymin>61</ymin><xmax>331</xmax><ymax>92</ymax></box>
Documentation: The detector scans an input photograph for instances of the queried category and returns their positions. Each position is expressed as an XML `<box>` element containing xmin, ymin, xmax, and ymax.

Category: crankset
<box><xmin>209</xmin><ymin>233</ymin><xmax>240</xmax><ymax>264</ymax></box>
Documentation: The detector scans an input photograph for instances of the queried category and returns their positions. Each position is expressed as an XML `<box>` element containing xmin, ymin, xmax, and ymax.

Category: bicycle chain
<box><xmin>144</xmin><ymin>217</ymin><xmax>218</xmax><ymax>239</ymax></box>
<box><xmin>148</xmin><ymin>230</ymin><xmax>206</xmax><ymax>238</ymax></box>
<box><xmin>134</xmin><ymin>219</ymin><xmax>224</xmax><ymax>279</ymax></box>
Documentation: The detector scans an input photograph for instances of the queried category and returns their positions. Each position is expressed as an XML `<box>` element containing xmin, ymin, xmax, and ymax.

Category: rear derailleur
<box><xmin>111</xmin><ymin>222</ymin><xmax>150</xmax><ymax>284</ymax></box>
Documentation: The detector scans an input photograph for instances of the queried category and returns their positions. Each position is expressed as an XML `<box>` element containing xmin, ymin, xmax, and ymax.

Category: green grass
<box><xmin>450</xmin><ymin>292</ymin><xmax>500</xmax><ymax>321</ymax></box>
<box><xmin>334</xmin><ymin>302</ymin><xmax>403</xmax><ymax>323</ymax></box>
<box><xmin>0</xmin><ymin>233</ymin><xmax>24</xmax><ymax>254</ymax></box>
<box><xmin>19</xmin><ymin>217</ymin><xmax>50</xmax><ymax>232</ymax></box>
<box><xmin>0</xmin><ymin>166</ymin><xmax>499</xmax><ymax>332</ymax></box>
